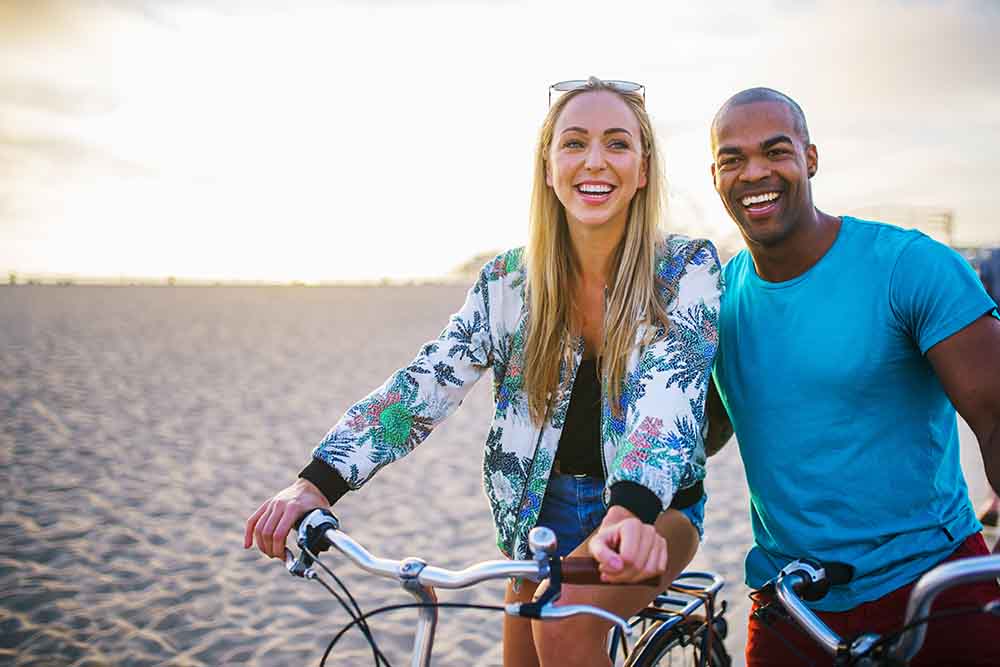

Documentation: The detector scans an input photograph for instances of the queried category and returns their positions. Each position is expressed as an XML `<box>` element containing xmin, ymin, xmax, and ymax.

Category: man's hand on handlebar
<box><xmin>588</xmin><ymin>505</ymin><xmax>667</xmax><ymax>585</ymax></box>
<box><xmin>244</xmin><ymin>478</ymin><xmax>331</xmax><ymax>559</ymax></box>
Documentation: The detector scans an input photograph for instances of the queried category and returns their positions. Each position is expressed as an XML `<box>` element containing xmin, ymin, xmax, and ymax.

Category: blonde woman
<box><xmin>245</xmin><ymin>77</ymin><xmax>722</xmax><ymax>667</ymax></box>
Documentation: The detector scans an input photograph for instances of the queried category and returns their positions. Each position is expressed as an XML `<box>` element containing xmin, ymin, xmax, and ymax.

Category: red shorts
<box><xmin>746</xmin><ymin>533</ymin><xmax>1000</xmax><ymax>666</ymax></box>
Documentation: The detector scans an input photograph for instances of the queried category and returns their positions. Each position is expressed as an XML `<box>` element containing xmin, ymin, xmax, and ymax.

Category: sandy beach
<box><xmin>1</xmin><ymin>285</ymin><xmax>993</xmax><ymax>667</ymax></box>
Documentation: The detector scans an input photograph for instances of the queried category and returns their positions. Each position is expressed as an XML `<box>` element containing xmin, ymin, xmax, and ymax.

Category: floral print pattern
<box><xmin>313</xmin><ymin>236</ymin><xmax>722</xmax><ymax>558</ymax></box>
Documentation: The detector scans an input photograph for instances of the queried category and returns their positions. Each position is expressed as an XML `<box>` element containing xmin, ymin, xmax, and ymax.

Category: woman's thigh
<box><xmin>530</xmin><ymin>508</ymin><xmax>701</xmax><ymax>663</ymax></box>
<box><xmin>504</xmin><ymin>577</ymin><xmax>540</xmax><ymax>667</ymax></box>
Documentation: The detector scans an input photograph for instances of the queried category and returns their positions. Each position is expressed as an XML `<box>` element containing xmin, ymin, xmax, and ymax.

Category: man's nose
<box><xmin>739</xmin><ymin>156</ymin><xmax>771</xmax><ymax>182</ymax></box>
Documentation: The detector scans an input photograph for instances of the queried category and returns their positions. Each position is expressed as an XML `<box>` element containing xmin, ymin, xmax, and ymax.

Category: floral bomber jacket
<box><xmin>310</xmin><ymin>235</ymin><xmax>722</xmax><ymax>559</ymax></box>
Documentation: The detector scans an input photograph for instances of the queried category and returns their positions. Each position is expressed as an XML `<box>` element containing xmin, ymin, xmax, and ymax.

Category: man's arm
<box><xmin>705</xmin><ymin>376</ymin><xmax>734</xmax><ymax>457</ymax></box>
<box><xmin>926</xmin><ymin>314</ymin><xmax>1000</xmax><ymax>495</ymax></box>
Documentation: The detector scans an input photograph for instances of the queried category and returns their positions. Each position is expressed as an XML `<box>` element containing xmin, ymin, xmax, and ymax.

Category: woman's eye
<box><xmin>563</xmin><ymin>139</ymin><xmax>584</xmax><ymax>149</ymax></box>
<box><xmin>609</xmin><ymin>140</ymin><xmax>630</xmax><ymax>150</ymax></box>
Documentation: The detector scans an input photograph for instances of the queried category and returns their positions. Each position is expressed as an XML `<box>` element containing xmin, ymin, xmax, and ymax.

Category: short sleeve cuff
<box><xmin>609</xmin><ymin>481</ymin><xmax>663</xmax><ymax>525</ymax></box>
<box><xmin>298</xmin><ymin>458</ymin><xmax>351</xmax><ymax>506</ymax></box>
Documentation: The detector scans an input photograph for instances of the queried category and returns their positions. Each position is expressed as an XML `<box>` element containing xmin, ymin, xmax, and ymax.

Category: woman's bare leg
<box><xmin>503</xmin><ymin>577</ymin><xmax>540</xmax><ymax>667</ymax></box>
<box><xmin>531</xmin><ymin>508</ymin><xmax>700</xmax><ymax>667</ymax></box>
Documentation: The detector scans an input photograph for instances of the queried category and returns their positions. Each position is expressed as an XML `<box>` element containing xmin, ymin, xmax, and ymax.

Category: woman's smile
<box><xmin>575</xmin><ymin>180</ymin><xmax>617</xmax><ymax>205</ymax></box>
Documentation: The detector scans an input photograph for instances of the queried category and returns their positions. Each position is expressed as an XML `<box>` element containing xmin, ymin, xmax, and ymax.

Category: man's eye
<box><xmin>768</xmin><ymin>149</ymin><xmax>789</xmax><ymax>158</ymax></box>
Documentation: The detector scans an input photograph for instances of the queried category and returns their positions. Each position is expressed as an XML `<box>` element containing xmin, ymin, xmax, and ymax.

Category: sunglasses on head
<box><xmin>548</xmin><ymin>79</ymin><xmax>645</xmax><ymax>106</ymax></box>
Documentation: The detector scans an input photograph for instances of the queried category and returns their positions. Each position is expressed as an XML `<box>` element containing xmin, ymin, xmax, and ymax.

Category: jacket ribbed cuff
<box><xmin>608</xmin><ymin>481</ymin><xmax>662</xmax><ymax>525</ymax></box>
<box><xmin>298</xmin><ymin>458</ymin><xmax>351</xmax><ymax>506</ymax></box>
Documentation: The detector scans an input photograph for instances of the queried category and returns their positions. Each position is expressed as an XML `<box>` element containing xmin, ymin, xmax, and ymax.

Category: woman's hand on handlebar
<box><xmin>588</xmin><ymin>505</ymin><xmax>667</xmax><ymax>584</ymax></box>
<box><xmin>244</xmin><ymin>478</ymin><xmax>331</xmax><ymax>559</ymax></box>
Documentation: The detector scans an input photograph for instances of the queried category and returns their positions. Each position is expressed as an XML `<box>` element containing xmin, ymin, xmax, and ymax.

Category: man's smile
<box><xmin>736</xmin><ymin>189</ymin><xmax>784</xmax><ymax>220</ymax></box>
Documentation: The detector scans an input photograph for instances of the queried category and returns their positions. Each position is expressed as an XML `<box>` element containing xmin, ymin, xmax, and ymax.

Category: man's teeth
<box><xmin>578</xmin><ymin>184</ymin><xmax>613</xmax><ymax>194</ymax></box>
<box><xmin>741</xmin><ymin>192</ymin><xmax>780</xmax><ymax>207</ymax></box>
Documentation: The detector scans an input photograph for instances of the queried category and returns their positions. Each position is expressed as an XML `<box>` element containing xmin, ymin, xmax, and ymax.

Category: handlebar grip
<box><xmin>561</xmin><ymin>557</ymin><xmax>662</xmax><ymax>587</ymax></box>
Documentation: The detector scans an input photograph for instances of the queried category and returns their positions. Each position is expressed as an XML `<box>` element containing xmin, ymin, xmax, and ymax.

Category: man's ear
<box><xmin>710</xmin><ymin>162</ymin><xmax>718</xmax><ymax>189</ymax></box>
<box><xmin>806</xmin><ymin>144</ymin><xmax>818</xmax><ymax>178</ymax></box>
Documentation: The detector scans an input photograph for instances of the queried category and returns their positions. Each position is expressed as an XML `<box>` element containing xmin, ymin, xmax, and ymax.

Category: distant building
<box><xmin>849</xmin><ymin>205</ymin><xmax>954</xmax><ymax>246</ymax></box>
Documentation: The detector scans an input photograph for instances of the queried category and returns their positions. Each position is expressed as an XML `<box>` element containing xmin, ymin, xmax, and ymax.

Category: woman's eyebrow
<box><xmin>559</xmin><ymin>127</ymin><xmax>634</xmax><ymax>136</ymax></box>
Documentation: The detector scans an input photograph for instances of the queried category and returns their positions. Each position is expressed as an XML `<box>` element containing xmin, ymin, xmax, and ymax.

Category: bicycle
<box><xmin>282</xmin><ymin>508</ymin><xmax>732</xmax><ymax>666</ymax></box>
<box><xmin>760</xmin><ymin>553</ymin><xmax>1000</xmax><ymax>666</ymax></box>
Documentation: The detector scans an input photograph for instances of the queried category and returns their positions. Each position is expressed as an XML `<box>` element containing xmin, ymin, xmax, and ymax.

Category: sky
<box><xmin>2</xmin><ymin>0</ymin><xmax>998</xmax><ymax>282</ymax></box>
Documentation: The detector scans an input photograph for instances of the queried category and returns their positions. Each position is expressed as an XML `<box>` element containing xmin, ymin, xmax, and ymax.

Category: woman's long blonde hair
<box><xmin>524</xmin><ymin>78</ymin><xmax>670</xmax><ymax>426</ymax></box>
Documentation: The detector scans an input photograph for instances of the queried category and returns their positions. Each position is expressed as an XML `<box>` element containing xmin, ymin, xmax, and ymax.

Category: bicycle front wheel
<box><xmin>625</xmin><ymin>616</ymin><xmax>731</xmax><ymax>667</ymax></box>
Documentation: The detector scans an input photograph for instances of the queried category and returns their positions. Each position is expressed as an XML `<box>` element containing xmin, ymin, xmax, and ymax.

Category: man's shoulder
<box><xmin>840</xmin><ymin>217</ymin><xmax>969</xmax><ymax>278</ymax></box>
<box><xmin>840</xmin><ymin>216</ymin><xmax>927</xmax><ymax>253</ymax></box>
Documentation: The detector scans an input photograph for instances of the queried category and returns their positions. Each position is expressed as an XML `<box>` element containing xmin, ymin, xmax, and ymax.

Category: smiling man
<box><xmin>707</xmin><ymin>88</ymin><xmax>1000</xmax><ymax>666</ymax></box>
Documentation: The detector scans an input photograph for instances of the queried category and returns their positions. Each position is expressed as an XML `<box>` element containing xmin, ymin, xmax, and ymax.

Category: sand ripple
<box><xmin>2</xmin><ymin>286</ymin><xmax>991</xmax><ymax>666</ymax></box>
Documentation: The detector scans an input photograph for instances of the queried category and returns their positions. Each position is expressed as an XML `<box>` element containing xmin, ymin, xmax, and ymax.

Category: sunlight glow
<box><xmin>2</xmin><ymin>1</ymin><xmax>997</xmax><ymax>281</ymax></box>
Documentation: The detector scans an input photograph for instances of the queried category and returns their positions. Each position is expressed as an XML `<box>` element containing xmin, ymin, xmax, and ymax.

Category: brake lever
<box><xmin>285</xmin><ymin>547</ymin><xmax>319</xmax><ymax>579</ymax></box>
<box><xmin>503</xmin><ymin>601</ymin><xmax>632</xmax><ymax>635</ymax></box>
<box><xmin>284</xmin><ymin>508</ymin><xmax>341</xmax><ymax>578</ymax></box>
<box><xmin>536</xmin><ymin>604</ymin><xmax>632</xmax><ymax>635</ymax></box>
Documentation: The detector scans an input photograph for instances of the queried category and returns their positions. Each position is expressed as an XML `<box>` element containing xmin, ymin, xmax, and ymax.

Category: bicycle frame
<box><xmin>612</xmin><ymin>571</ymin><xmax>726</xmax><ymax>666</ymax></box>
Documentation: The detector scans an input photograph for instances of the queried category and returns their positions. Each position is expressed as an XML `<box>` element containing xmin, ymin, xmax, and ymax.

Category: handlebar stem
<box><xmin>398</xmin><ymin>557</ymin><xmax>438</xmax><ymax>667</ymax></box>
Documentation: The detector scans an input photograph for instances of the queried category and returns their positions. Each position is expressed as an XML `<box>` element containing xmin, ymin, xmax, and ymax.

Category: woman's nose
<box><xmin>584</xmin><ymin>144</ymin><xmax>606</xmax><ymax>171</ymax></box>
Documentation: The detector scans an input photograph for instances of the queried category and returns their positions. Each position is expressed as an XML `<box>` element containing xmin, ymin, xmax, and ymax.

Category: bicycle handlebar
<box><xmin>774</xmin><ymin>567</ymin><xmax>842</xmax><ymax>655</ymax></box>
<box><xmin>773</xmin><ymin>554</ymin><xmax>1000</xmax><ymax>664</ymax></box>
<box><xmin>891</xmin><ymin>553</ymin><xmax>1000</xmax><ymax>663</ymax></box>
<box><xmin>290</xmin><ymin>525</ymin><xmax>545</xmax><ymax>587</ymax></box>
<box><xmin>285</xmin><ymin>508</ymin><xmax>664</xmax><ymax>639</ymax></box>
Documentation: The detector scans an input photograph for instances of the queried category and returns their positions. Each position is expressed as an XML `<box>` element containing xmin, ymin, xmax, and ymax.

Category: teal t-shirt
<box><xmin>714</xmin><ymin>217</ymin><xmax>998</xmax><ymax>611</ymax></box>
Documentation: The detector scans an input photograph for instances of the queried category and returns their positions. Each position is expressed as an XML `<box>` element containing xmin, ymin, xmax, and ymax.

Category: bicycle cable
<box><xmin>311</xmin><ymin>572</ymin><xmax>394</xmax><ymax>666</ymax></box>
<box><xmin>846</xmin><ymin>603</ymin><xmax>992</xmax><ymax>666</ymax></box>
<box><xmin>303</xmin><ymin>545</ymin><xmax>393</xmax><ymax>667</ymax></box>
<box><xmin>320</xmin><ymin>602</ymin><xmax>506</xmax><ymax>667</ymax></box>
<box><xmin>747</xmin><ymin>589</ymin><xmax>817</xmax><ymax>667</ymax></box>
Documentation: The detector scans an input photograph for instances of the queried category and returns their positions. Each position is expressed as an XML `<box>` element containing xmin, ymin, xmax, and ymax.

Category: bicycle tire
<box><xmin>625</xmin><ymin>617</ymin><xmax>731</xmax><ymax>667</ymax></box>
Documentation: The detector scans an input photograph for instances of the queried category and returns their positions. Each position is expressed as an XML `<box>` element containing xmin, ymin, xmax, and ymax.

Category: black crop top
<box><xmin>554</xmin><ymin>358</ymin><xmax>604</xmax><ymax>477</ymax></box>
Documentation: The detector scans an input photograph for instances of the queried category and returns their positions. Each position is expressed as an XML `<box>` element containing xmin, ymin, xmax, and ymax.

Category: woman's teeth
<box><xmin>577</xmin><ymin>184</ymin><xmax>614</xmax><ymax>194</ymax></box>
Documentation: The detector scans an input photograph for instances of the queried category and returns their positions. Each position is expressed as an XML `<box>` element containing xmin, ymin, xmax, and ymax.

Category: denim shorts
<box><xmin>535</xmin><ymin>473</ymin><xmax>706</xmax><ymax>557</ymax></box>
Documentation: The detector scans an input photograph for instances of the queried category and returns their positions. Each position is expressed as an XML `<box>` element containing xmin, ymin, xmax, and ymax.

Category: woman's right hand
<box><xmin>244</xmin><ymin>478</ymin><xmax>331</xmax><ymax>559</ymax></box>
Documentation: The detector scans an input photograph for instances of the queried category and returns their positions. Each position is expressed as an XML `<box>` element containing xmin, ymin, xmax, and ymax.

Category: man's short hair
<box><xmin>712</xmin><ymin>87</ymin><xmax>810</xmax><ymax>146</ymax></box>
